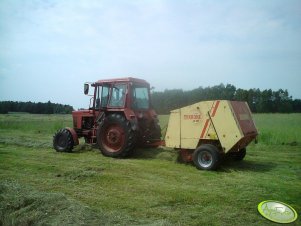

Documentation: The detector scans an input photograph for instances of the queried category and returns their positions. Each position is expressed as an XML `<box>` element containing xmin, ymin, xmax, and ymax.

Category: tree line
<box><xmin>0</xmin><ymin>101</ymin><xmax>74</xmax><ymax>114</ymax></box>
<box><xmin>151</xmin><ymin>84</ymin><xmax>301</xmax><ymax>114</ymax></box>
<box><xmin>1</xmin><ymin>85</ymin><xmax>300</xmax><ymax>114</ymax></box>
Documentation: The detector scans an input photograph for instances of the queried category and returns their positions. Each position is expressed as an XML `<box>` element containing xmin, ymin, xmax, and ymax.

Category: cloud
<box><xmin>0</xmin><ymin>0</ymin><xmax>300</xmax><ymax>107</ymax></box>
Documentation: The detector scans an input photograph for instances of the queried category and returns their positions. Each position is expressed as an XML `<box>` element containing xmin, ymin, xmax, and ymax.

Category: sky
<box><xmin>0</xmin><ymin>0</ymin><xmax>300</xmax><ymax>109</ymax></box>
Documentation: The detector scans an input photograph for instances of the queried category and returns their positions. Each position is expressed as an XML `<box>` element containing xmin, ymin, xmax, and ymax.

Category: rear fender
<box><xmin>65</xmin><ymin>127</ymin><xmax>79</xmax><ymax>145</ymax></box>
<box><xmin>118</xmin><ymin>109</ymin><xmax>138</xmax><ymax>131</ymax></box>
<box><xmin>129</xmin><ymin>119</ymin><xmax>138</xmax><ymax>131</ymax></box>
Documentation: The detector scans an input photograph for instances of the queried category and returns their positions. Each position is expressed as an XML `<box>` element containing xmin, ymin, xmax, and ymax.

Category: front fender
<box><xmin>65</xmin><ymin>127</ymin><xmax>79</xmax><ymax>145</ymax></box>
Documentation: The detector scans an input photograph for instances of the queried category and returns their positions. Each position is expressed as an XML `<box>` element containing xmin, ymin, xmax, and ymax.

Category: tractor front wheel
<box><xmin>53</xmin><ymin>128</ymin><xmax>74</xmax><ymax>152</ymax></box>
<box><xmin>193</xmin><ymin>144</ymin><xmax>220</xmax><ymax>170</ymax></box>
<box><xmin>97</xmin><ymin>114</ymin><xmax>136</xmax><ymax>158</ymax></box>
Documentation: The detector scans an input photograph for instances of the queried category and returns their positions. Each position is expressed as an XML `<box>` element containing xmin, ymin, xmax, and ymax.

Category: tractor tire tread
<box><xmin>53</xmin><ymin>128</ymin><xmax>74</xmax><ymax>152</ymax></box>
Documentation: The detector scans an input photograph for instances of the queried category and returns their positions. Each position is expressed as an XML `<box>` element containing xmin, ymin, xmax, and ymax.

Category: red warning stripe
<box><xmin>211</xmin><ymin>100</ymin><xmax>220</xmax><ymax>117</ymax></box>
<box><xmin>200</xmin><ymin>119</ymin><xmax>210</xmax><ymax>138</ymax></box>
<box><xmin>200</xmin><ymin>101</ymin><xmax>220</xmax><ymax>139</ymax></box>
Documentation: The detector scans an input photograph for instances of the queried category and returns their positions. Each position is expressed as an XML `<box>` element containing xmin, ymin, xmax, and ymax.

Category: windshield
<box><xmin>109</xmin><ymin>84</ymin><xmax>127</xmax><ymax>107</ymax></box>
<box><xmin>132</xmin><ymin>86</ymin><xmax>150</xmax><ymax>109</ymax></box>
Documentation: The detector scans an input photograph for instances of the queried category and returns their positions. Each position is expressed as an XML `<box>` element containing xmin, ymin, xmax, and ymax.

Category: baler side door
<box><xmin>209</xmin><ymin>100</ymin><xmax>244</xmax><ymax>153</ymax></box>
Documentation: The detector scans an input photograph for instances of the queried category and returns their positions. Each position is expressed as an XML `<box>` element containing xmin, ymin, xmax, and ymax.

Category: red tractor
<box><xmin>53</xmin><ymin>77</ymin><xmax>161</xmax><ymax>157</ymax></box>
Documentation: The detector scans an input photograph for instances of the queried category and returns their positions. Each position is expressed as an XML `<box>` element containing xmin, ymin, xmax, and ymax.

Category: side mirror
<box><xmin>84</xmin><ymin>83</ymin><xmax>89</xmax><ymax>95</ymax></box>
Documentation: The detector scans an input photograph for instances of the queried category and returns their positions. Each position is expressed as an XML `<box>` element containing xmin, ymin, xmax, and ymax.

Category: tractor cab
<box><xmin>84</xmin><ymin>78</ymin><xmax>151</xmax><ymax>111</ymax></box>
<box><xmin>53</xmin><ymin>77</ymin><xmax>161</xmax><ymax>157</ymax></box>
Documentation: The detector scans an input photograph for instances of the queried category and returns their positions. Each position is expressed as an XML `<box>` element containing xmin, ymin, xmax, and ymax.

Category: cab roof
<box><xmin>95</xmin><ymin>77</ymin><xmax>149</xmax><ymax>85</ymax></box>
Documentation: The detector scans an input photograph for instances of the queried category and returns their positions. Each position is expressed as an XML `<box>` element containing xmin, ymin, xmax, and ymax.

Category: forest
<box><xmin>151</xmin><ymin>84</ymin><xmax>301</xmax><ymax>114</ymax></box>
<box><xmin>1</xmin><ymin>84</ymin><xmax>300</xmax><ymax>114</ymax></box>
<box><xmin>0</xmin><ymin>101</ymin><xmax>73</xmax><ymax>114</ymax></box>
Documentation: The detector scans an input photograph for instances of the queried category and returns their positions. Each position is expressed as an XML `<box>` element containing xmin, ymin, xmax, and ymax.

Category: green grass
<box><xmin>0</xmin><ymin>113</ymin><xmax>300</xmax><ymax>225</ymax></box>
<box><xmin>0</xmin><ymin>114</ymin><xmax>72</xmax><ymax>148</ymax></box>
<box><xmin>253</xmin><ymin>113</ymin><xmax>301</xmax><ymax>145</ymax></box>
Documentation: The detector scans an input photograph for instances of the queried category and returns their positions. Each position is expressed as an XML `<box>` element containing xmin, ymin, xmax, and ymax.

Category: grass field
<box><xmin>0</xmin><ymin>113</ymin><xmax>300</xmax><ymax>225</ymax></box>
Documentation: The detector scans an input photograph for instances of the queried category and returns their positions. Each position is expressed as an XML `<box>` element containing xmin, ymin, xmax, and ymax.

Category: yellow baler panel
<box><xmin>165</xmin><ymin>109</ymin><xmax>181</xmax><ymax>148</ymax></box>
<box><xmin>210</xmin><ymin>100</ymin><xmax>243</xmax><ymax>153</ymax></box>
<box><xmin>165</xmin><ymin>100</ymin><xmax>256</xmax><ymax>153</ymax></box>
<box><xmin>180</xmin><ymin>101</ymin><xmax>214</xmax><ymax>149</ymax></box>
<box><xmin>206</xmin><ymin>123</ymin><xmax>219</xmax><ymax>140</ymax></box>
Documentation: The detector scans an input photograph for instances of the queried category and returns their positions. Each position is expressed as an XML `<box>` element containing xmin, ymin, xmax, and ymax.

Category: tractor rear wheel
<box><xmin>193</xmin><ymin>144</ymin><xmax>220</xmax><ymax>170</ymax></box>
<box><xmin>53</xmin><ymin>128</ymin><xmax>74</xmax><ymax>152</ymax></box>
<box><xmin>97</xmin><ymin>113</ymin><xmax>136</xmax><ymax>158</ymax></box>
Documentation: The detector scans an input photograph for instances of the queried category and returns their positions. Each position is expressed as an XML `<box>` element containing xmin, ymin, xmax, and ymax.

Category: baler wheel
<box><xmin>97</xmin><ymin>113</ymin><xmax>136</xmax><ymax>157</ymax></box>
<box><xmin>193</xmin><ymin>144</ymin><xmax>220</xmax><ymax>170</ymax></box>
<box><xmin>53</xmin><ymin>128</ymin><xmax>74</xmax><ymax>152</ymax></box>
<box><xmin>233</xmin><ymin>148</ymin><xmax>246</xmax><ymax>161</ymax></box>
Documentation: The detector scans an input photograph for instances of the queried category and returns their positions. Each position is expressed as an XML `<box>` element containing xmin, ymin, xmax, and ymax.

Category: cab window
<box><xmin>132</xmin><ymin>86</ymin><xmax>149</xmax><ymax>109</ymax></box>
<box><xmin>95</xmin><ymin>85</ymin><xmax>109</xmax><ymax>108</ymax></box>
<box><xmin>109</xmin><ymin>84</ymin><xmax>127</xmax><ymax>107</ymax></box>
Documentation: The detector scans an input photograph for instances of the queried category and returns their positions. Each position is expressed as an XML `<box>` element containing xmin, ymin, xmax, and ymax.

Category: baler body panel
<box><xmin>165</xmin><ymin>109</ymin><xmax>181</xmax><ymax>148</ymax></box>
<box><xmin>165</xmin><ymin>100</ymin><xmax>258</xmax><ymax>153</ymax></box>
<box><xmin>180</xmin><ymin>101</ymin><xmax>214</xmax><ymax>149</ymax></box>
<box><xmin>209</xmin><ymin>101</ymin><xmax>244</xmax><ymax>153</ymax></box>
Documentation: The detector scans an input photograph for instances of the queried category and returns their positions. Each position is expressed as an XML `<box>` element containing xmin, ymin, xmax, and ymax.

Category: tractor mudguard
<box><xmin>65</xmin><ymin>127</ymin><xmax>79</xmax><ymax>145</ymax></box>
<box><xmin>129</xmin><ymin>119</ymin><xmax>138</xmax><ymax>131</ymax></box>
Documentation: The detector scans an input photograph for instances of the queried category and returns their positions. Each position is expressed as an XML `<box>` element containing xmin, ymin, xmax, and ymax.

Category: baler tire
<box><xmin>53</xmin><ymin>128</ymin><xmax>74</xmax><ymax>152</ymax></box>
<box><xmin>193</xmin><ymin>144</ymin><xmax>220</xmax><ymax>170</ymax></box>
<box><xmin>233</xmin><ymin>148</ymin><xmax>246</xmax><ymax>161</ymax></box>
<box><xmin>97</xmin><ymin>113</ymin><xmax>136</xmax><ymax>158</ymax></box>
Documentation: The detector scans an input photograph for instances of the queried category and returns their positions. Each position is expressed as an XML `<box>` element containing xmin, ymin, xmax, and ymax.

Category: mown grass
<box><xmin>0</xmin><ymin>180</ymin><xmax>111</xmax><ymax>225</ymax></box>
<box><xmin>0</xmin><ymin>113</ymin><xmax>300</xmax><ymax>225</ymax></box>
